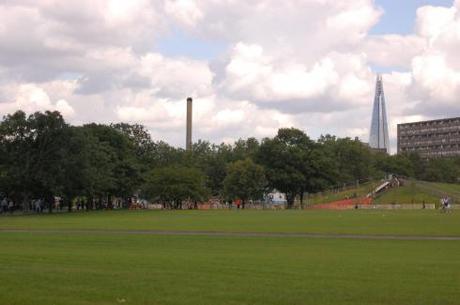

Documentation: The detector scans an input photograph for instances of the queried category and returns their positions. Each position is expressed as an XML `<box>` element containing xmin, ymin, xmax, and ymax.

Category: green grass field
<box><xmin>1</xmin><ymin>210</ymin><xmax>459</xmax><ymax>305</ymax></box>
<box><xmin>2</xmin><ymin>209</ymin><xmax>460</xmax><ymax>236</ymax></box>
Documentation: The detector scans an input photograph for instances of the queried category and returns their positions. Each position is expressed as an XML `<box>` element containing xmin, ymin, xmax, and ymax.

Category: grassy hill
<box><xmin>306</xmin><ymin>181</ymin><xmax>380</xmax><ymax>205</ymax></box>
<box><xmin>374</xmin><ymin>180</ymin><xmax>460</xmax><ymax>205</ymax></box>
<box><xmin>308</xmin><ymin>179</ymin><xmax>460</xmax><ymax>206</ymax></box>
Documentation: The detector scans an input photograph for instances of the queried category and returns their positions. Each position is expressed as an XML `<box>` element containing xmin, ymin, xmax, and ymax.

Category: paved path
<box><xmin>1</xmin><ymin>228</ymin><xmax>460</xmax><ymax>241</ymax></box>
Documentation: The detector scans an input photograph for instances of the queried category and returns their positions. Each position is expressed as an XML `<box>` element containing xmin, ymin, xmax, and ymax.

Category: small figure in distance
<box><xmin>440</xmin><ymin>196</ymin><xmax>452</xmax><ymax>213</ymax></box>
<box><xmin>1</xmin><ymin>197</ymin><xmax>8</xmax><ymax>214</ymax></box>
<box><xmin>235</xmin><ymin>199</ymin><xmax>241</xmax><ymax>209</ymax></box>
<box><xmin>8</xmin><ymin>199</ymin><xmax>14</xmax><ymax>214</ymax></box>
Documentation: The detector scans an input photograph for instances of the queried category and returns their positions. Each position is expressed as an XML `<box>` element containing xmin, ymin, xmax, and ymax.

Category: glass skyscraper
<box><xmin>369</xmin><ymin>74</ymin><xmax>390</xmax><ymax>153</ymax></box>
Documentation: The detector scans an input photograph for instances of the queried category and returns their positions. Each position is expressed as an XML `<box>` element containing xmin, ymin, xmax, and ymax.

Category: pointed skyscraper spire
<box><xmin>369</xmin><ymin>74</ymin><xmax>390</xmax><ymax>153</ymax></box>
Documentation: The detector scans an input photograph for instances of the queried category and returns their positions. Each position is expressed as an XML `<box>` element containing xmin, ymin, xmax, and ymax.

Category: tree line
<box><xmin>1</xmin><ymin>110</ymin><xmax>459</xmax><ymax>212</ymax></box>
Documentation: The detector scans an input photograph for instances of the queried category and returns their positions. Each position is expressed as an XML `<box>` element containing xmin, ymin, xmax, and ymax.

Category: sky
<box><xmin>1</xmin><ymin>0</ymin><xmax>460</xmax><ymax>153</ymax></box>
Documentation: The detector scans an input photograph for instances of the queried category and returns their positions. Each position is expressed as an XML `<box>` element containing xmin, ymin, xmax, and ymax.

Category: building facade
<box><xmin>369</xmin><ymin>75</ymin><xmax>390</xmax><ymax>153</ymax></box>
<box><xmin>397</xmin><ymin>117</ymin><xmax>460</xmax><ymax>157</ymax></box>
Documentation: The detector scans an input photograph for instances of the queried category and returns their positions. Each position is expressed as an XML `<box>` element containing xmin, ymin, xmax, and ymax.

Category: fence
<box><xmin>357</xmin><ymin>204</ymin><xmax>436</xmax><ymax>210</ymax></box>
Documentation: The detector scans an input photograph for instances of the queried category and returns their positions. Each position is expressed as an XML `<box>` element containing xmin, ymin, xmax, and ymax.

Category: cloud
<box><xmin>0</xmin><ymin>0</ymin><xmax>459</xmax><ymax>153</ymax></box>
<box><xmin>403</xmin><ymin>2</ymin><xmax>460</xmax><ymax>116</ymax></box>
<box><xmin>139</xmin><ymin>53</ymin><xmax>214</xmax><ymax>98</ymax></box>
<box><xmin>221</xmin><ymin>43</ymin><xmax>373</xmax><ymax>113</ymax></box>
<box><xmin>0</xmin><ymin>83</ymin><xmax>75</xmax><ymax>118</ymax></box>
<box><xmin>363</xmin><ymin>34</ymin><xmax>426</xmax><ymax>68</ymax></box>
<box><xmin>165</xmin><ymin>0</ymin><xmax>203</xmax><ymax>26</ymax></box>
<box><xmin>223</xmin><ymin>43</ymin><xmax>339</xmax><ymax>101</ymax></box>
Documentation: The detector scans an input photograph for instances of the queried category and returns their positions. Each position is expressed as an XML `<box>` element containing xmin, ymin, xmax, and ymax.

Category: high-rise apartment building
<box><xmin>397</xmin><ymin>117</ymin><xmax>460</xmax><ymax>158</ymax></box>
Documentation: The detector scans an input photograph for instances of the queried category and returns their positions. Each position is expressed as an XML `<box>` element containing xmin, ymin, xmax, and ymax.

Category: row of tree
<box><xmin>1</xmin><ymin>110</ymin><xmax>459</xmax><ymax>211</ymax></box>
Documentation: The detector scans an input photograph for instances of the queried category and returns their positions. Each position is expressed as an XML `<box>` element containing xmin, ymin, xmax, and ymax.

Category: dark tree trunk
<box><xmin>300</xmin><ymin>192</ymin><xmax>304</xmax><ymax>209</ymax></box>
<box><xmin>67</xmin><ymin>196</ymin><xmax>72</xmax><ymax>212</ymax></box>
<box><xmin>45</xmin><ymin>193</ymin><xmax>54</xmax><ymax>214</ymax></box>
<box><xmin>107</xmin><ymin>194</ymin><xmax>113</xmax><ymax>209</ymax></box>
<box><xmin>286</xmin><ymin>192</ymin><xmax>295</xmax><ymax>209</ymax></box>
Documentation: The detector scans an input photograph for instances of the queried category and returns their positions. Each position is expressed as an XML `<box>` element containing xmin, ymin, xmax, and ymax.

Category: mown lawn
<box><xmin>1</xmin><ymin>209</ymin><xmax>460</xmax><ymax>236</ymax></box>
<box><xmin>0</xmin><ymin>232</ymin><xmax>459</xmax><ymax>305</ymax></box>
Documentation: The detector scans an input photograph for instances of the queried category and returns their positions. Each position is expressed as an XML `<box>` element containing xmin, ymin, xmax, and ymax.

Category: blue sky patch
<box><xmin>371</xmin><ymin>0</ymin><xmax>453</xmax><ymax>34</ymax></box>
<box><xmin>155</xmin><ymin>28</ymin><xmax>228</xmax><ymax>60</ymax></box>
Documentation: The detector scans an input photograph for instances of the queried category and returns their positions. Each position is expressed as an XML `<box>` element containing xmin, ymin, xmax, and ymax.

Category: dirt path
<box><xmin>1</xmin><ymin>228</ymin><xmax>460</xmax><ymax>241</ymax></box>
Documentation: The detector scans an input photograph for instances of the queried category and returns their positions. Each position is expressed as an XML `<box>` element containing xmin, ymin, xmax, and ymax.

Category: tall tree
<box><xmin>224</xmin><ymin>158</ymin><xmax>266</xmax><ymax>208</ymax></box>
<box><xmin>0</xmin><ymin>111</ymin><xmax>72</xmax><ymax>212</ymax></box>
<box><xmin>142</xmin><ymin>166</ymin><xmax>208</xmax><ymax>209</ymax></box>
<box><xmin>82</xmin><ymin>124</ymin><xmax>141</xmax><ymax>207</ymax></box>
<box><xmin>423</xmin><ymin>158</ymin><xmax>459</xmax><ymax>183</ymax></box>
<box><xmin>232</xmin><ymin>137</ymin><xmax>260</xmax><ymax>161</ymax></box>
<box><xmin>111</xmin><ymin>123</ymin><xmax>156</xmax><ymax>168</ymax></box>
<box><xmin>257</xmin><ymin>128</ymin><xmax>315</xmax><ymax>208</ymax></box>
<box><xmin>0</xmin><ymin>111</ymin><xmax>32</xmax><ymax>204</ymax></box>
<box><xmin>318</xmin><ymin>135</ymin><xmax>374</xmax><ymax>183</ymax></box>
<box><xmin>58</xmin><ymin>127</ymin><xmax>94</xmax><ymax>211</ymax></box>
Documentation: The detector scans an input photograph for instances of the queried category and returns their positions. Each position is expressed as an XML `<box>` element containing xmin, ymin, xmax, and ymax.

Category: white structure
<box><xmin>265</xmin><ymin>191</ymin><xmax>287</xmax><ymax>204</ymax></box>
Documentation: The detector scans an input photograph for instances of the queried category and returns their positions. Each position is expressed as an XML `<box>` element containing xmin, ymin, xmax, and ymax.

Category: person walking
<box><xmin>1</xmin><ymin>198</ymin><xmax>7</xmax><ymax>213</ymax></box>
<box><xmin>235</xmin><ymin>199</ymin><xmax>241</xmax><ymax>209</ymax></box>
<box><xmin>8</xmin><ymin>200</ymin><xmax>14</xmax><ymax>214</ymax></box>
<box><xmin>34</xmin><ymin>200</ymin><xmax>40</xmax><ymax>213</ymax></box>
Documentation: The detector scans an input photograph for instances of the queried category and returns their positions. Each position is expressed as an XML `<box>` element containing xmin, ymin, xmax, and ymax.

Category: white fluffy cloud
<box><xmin>0</xmin><ymin>82</ymin><xmax>75</xmax><ymax>117</ymax></box>
<box><xmin>395</xmin><ymin>2</ymin><xmax>460</xmax><ymax>118</ymax></box>
<box><xmin>0</xmin><ymin>0</ymin><xmax>459</xmax><ymax>151</ymax></box>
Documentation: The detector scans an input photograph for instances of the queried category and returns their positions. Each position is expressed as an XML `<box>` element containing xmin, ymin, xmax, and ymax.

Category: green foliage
<box><xmin>319</xmin><ymin>135</ymin><xmax>375</xmax><ymax>182</ymax></box>
<box><xmin>82</xmin><ymin>123</ymin><xmax>142</xmax><ymax>199</ymax></box>
<box><xmin>422</xmin><ymin>158</ymin><xmax>459</xmax><ymax>183</ymax></box>
<box><xmin>142</xmin><ymin>166</ymin><xmax>208</xmax><ymax>208</ymax></box>
<box><xmin>0</xmin><ymin>110</ymin><xmax>70</xmax><ymax>210</ymax></box>
<box><xmin>0</xmin><ymin>112</ymin><xmax>145</xmax><ymax>210</ymax></box>
<box><xmin>223</xmin><ymin>158</ymin><xmax>266</xmax><ymax>204</ymax></box>
<box><xmin>1</xmin><ymin>109</ymin><xmax>459</xmax><ymax>211</ymax></box>
<box><xmin>373</xmin><ymin>152</ymin><xmax>416</xmax><ymax>178</ymax></box>
<box><xmin>257</xmin><ymin>128</ymin><xmax>334</xmax><ymax>207</ymax></box>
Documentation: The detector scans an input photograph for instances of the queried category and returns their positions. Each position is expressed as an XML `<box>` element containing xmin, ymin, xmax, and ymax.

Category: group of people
<box><xmin>1</xmin><ymin>198</ymin><xmax>47</xmax><ymax>214</ymax></box>
<box><xmin>0</xmin><ymin>197</ymin><xmax>14</xmax><ymax>213</ymax></box>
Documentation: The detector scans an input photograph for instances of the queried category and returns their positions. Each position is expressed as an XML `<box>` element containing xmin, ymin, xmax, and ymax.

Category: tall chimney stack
<box><xmin>186</xmin><ymin>97</ymin><xmax>192</xmax><ymax>151</ymax></box>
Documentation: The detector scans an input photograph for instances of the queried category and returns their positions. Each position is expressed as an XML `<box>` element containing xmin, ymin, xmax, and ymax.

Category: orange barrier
<box><xmin>309</xmin><ymin>197</ymin><xmax>372</xmax><ymax>210</ymax></box>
